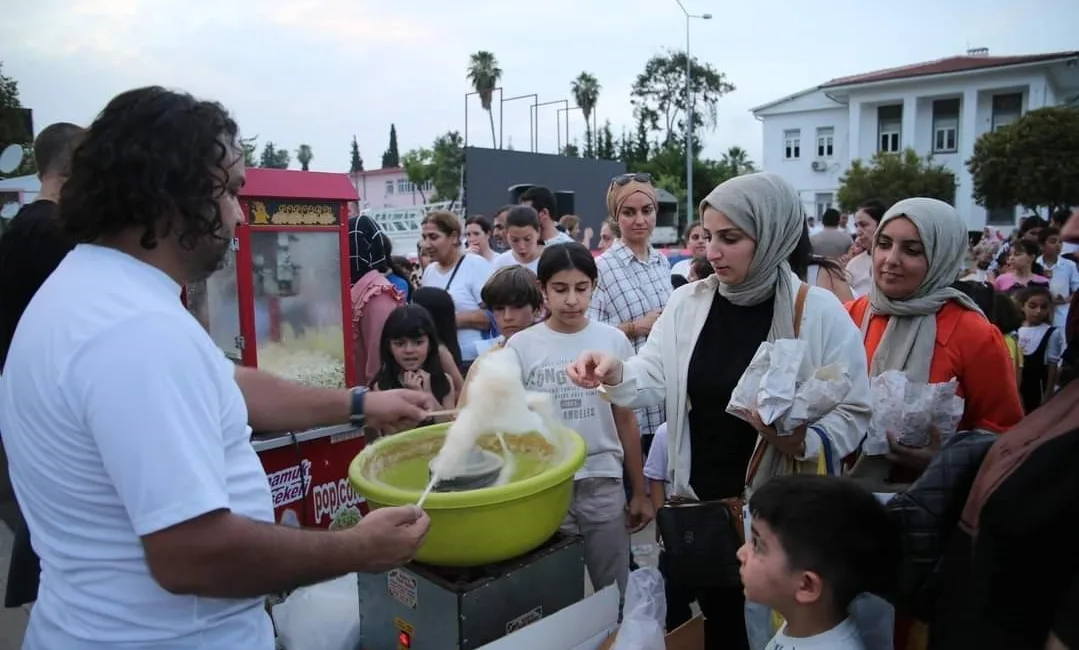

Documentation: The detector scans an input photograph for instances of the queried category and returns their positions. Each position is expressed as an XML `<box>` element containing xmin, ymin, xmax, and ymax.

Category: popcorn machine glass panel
<box><xmin>249</xmin><ymin>230</ymin><xmax>346</xmax><ymax>388</ymax></box>
<box><xmin>185</xmin><ymin>249</ymin><xmax>242</xmax><ymax>361</ymax></box>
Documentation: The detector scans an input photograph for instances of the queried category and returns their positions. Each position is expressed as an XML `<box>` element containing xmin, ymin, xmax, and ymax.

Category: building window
<box><xmin>784</xmin><ymin>129</ymin><xmax>801</xmax><ymax>160</ymax></box>
<box><xmin>814</xmin><ymin>193</ymin><xmax>834</xmax><ymax>219</ymax></box>
<box><xmin>816</xmin><ymin>127</ymin><xmax>834</xmax><ymax>158</ymax></box>
<box><xmin>877</xmin><ymin>105</ymin><xmax>902</xmax><ymax>153</ymax></box>
<box><xmin>385</xmin><ymin>180</ymin><xmax>394</xmax><ymax>195</ymax></box>
<box><xmin>397</xmin><ymin>179</ymin><xmax>411</xmax><ymax>194</ymax></box>
<box><xmin>991</xmin><ymin>92</ymin><xmax>1023</xmax><ymax>131</ymax></box>
<box><xmin>986</xmin><ymin>205</ymin><xmax>1016</xmax><ymax>226</ymax></box>
<box><xmin>932</xmin><ymin>98</ymin><xmax>960</xmax><ymax>153</ymax></box>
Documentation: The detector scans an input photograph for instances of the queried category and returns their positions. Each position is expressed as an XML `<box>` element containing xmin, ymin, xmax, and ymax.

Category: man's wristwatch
<box><xmin>349</xmin><ymin>387</ymin><xmax>367</xmax><ymax>428</ymax></box>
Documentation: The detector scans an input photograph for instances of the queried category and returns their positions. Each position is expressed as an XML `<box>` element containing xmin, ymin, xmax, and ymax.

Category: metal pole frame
<box><xmin>465</xmin><ymin>87</ymin><xmax>503</xmax><ymax>150</ymax></box>
<box><xmin>501</xmin><ymin>93</ymin><xmax>539</xmax><ymax>151</ymax></box>
<box><xmin>533</xmin><ymin>99</ymin><xmax>571</xmax><ymax>153</ymax></box>
<box><xmin>557</xmin><ymin>106</ymin><xmax>584</xmax><ymax>154</ymax></box>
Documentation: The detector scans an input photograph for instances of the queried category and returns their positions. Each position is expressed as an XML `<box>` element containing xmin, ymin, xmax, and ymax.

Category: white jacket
<box><xmin>605</xmin><ymin>273</ymin><xmax>871</xmax><ymax>499</ymax></box>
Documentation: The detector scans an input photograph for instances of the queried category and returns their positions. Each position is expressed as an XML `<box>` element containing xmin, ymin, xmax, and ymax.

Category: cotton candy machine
<box><xmin>350</xmin><ymin>421</ymin><xmax>588</xmax><ymax>649</ymax></box>
<box><xmin>349</xmin><ymin>421</ymin><xmax>586</xmax><ymax>567</ymax></box>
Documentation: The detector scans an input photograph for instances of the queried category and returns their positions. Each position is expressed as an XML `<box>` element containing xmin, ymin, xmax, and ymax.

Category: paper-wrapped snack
<box><xmin>866</xmin><ymin>371</ymin><xmax>907</xmax><ymax>455</ymax></box>
<box><xmin>867</xmin><ymin>372</ymin><xmax>966</xmax><ymax>452</ymax></box>
<box><xmin>782</xmin><ymin>363</ymin><xmax>852</xmax><ymax>435</ymax></box>
<box><xmin>756</xmin><ymin>339</ymin><xmax>807</xmax><ymax>428</ymax></box>
<box><xmin>727</xmin><ymin>342</ymin><xmax>773</xmax><ymax>422</ymax></box>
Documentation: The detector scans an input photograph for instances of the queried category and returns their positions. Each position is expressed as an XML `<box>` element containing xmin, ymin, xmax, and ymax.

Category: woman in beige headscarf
<box><xmin>567</xmin><ymin>172</ymin><xmax>871</xmax><ymax>647</ymax></box>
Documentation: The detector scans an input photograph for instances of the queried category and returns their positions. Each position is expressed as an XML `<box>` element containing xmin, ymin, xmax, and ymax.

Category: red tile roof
<box><xmin>241</xmin><ymin>168</ymin><xmax>358</xmax><ymax>201</ymax></box>
<box><xmin>821</xmin><ymin>51</ymin><xmax>1078</xmax><ymax>88</ymax></box>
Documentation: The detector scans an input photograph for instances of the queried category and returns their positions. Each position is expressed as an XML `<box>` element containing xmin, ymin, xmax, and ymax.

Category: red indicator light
<box><xmin>399</xmin><ymin>631</ymin><xmax>412</xmax><ymax>647</ymax></box>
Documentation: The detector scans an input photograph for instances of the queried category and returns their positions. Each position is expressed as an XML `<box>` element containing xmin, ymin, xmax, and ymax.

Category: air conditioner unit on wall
<box><xmin>811</xmin><ymin>160</ymin><xmax>828</xmax><ymax>172</ymax></box>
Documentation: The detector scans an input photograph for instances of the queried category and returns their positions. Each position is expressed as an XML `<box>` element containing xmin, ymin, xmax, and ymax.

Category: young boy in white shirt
<box><xmin>738</xmin><ymin>475</ymin><xmax>900</xmax><ymax>650</ymax></box>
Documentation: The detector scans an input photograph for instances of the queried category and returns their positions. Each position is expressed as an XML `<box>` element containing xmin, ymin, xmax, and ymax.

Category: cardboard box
<box><xmin>598</xmin><ymin>614</ymin><xmax>705</xmax><ymax>650</ymax></box>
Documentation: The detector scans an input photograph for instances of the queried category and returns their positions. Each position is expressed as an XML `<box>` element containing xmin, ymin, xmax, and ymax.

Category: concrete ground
<box><xmin>0</xmin><ymin>520</ymin><xmax>661</xmax><ymax>648</ymax></box>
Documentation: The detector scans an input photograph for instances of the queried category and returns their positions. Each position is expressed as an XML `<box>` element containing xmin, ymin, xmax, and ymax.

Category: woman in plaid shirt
<box><xmin>589</xmin><ymin>173</ymin><xmax>672</xmax><ymax>453</ymax></box>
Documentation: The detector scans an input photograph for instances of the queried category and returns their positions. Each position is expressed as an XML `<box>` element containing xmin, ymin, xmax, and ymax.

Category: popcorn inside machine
<box><xmin>185</xmin><ymin>168</ymin><xmax>360</xmax><ymax>389</ymax></box>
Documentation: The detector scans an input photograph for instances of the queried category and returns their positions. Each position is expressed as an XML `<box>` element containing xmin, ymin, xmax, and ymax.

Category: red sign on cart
<box><xmin>255</xmin><ymin>427</ymin><xmax>369</xmax><ymax>530</ymax></box>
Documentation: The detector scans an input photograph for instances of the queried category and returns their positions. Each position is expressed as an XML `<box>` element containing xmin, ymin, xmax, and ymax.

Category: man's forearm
<box><xmin>236</xmin><ymin>367</ymin><xmax>350</xmax><ymax>432</ymax></box>
<box><xmin>160</xmin><ymin>514</ymin><xmax>365</xmax><ymax>598</ymax></box>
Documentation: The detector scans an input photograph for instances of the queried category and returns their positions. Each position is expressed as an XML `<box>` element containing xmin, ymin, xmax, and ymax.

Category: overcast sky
<box><xmin>3</xmin><ymin>0</ymin><xmax>1074</xmax><ymax>173</ymax></box>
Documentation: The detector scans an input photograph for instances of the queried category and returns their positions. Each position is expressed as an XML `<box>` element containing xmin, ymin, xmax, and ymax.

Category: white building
<box><xmin>752</xmin><ymin>49</ymin><xmax>1079</xmax><ymax>230</ymax></box>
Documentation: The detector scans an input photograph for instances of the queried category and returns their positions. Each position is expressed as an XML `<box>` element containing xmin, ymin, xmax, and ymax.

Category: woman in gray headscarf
<box><xmin>566</xmin><ymin>172</ymin><xmax>871</xmax><ymax>647</ymax></box>
<box><xmin>846</xmin><ymin>198</ymin><xmax>1024</xmax><ymax>477</ymax></box>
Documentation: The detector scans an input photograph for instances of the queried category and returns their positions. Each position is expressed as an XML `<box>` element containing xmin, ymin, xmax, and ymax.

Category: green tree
<box><xmin>630</xmin><ymin>49</ymin><xmax>735</xmax><ymax>148</ymax></box>
<box><xmin>837</xmin><ymin>149</ymin><xmax>956</xmax><ymax>211</ymax></box>
<box><xmin>597</xmin><ymin>120</ymin><xmax>616</xmax><ymax>160</ymax></box>
<box><xmin>720</xmin><ymin>146</ymin><xmax>756</xmax><ymax>176</ymax></box>
<box><xmin>295</xmin><ymin>144</ymin><xmax>313</xmax><ymax>171</ymax></box>
<box><xmin>381</xmin><ymin>124</ymin><xmax>400</xmax><ymax>168</ymax></box>
<box><xmin>467</xmin><ymin>51</ymin><xmax>502</xmax><ymax>148</ymax></box>
<box><xmin>240</xmin><ymin>136</ymin><xmax>258</xmax><ymax>168</ymax></box>
<box><xmin>561</xmin><ymin>141</ymin><xmax>580</xmax><ymax>158</ymax></box>
<box><xmin>258</xmin><ymin>141</ymin><xmax>289</xmax><ymax>169</ymax></box>
<box><xmin>402</xmin><ymin>148</ymin><xmax>433</xmax><ymax>203</ymax></box>
<box><xmin>571</xmin><ymin>72</ymin><xmax>601</xmax><ymax>157</ymax></box>
<box><xmin>349</xmin><ymin>135</ymin><xmax>364</xmax><ymax>173</ymax></box>
<box><xmin>967</xmin><ymin>106</ymin><xmax>1079</xmax><ymax>215</ymax></box>
<box><xmin>430</xmin><ymin>130</ymin><xmax>464</xmax><ymax>202</ymax></box>
<box><xmin>0</xmin><ymin>62</ymin><xmax>34</xmax><ymax>177</ymax></box>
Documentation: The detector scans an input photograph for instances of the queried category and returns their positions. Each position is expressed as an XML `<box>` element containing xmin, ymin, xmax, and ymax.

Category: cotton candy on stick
<box><xmin>417</xmin><ymin>349</ymin><xmax>557</xmax><ymax>508</ymax></box>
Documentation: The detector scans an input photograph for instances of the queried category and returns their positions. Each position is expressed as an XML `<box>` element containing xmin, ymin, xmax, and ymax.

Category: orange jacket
<box><xmin>847</xmin><ymin>296</ymin><xmax>1024</xmax><ymax>434</ymax></box>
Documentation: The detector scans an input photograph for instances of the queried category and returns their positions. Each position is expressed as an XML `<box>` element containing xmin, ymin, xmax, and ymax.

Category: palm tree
<box><xmin>296</xmin><ymin>144</ymin><xmax>313</xmax><ymax>171</ymax></box>
<box><xmin>571</xmin><ymin>72</ymin><xmax>601</xmax><ymax>156</ymax></box>
<box><xmin>467</xmin><ymin>51</ymin><xmax>502</xmax><ymax>148</ymax></box>
<box><xmin>721</xmin><ymin>146</ymin><xmax>755</xmax><ymax>176</ymax></box>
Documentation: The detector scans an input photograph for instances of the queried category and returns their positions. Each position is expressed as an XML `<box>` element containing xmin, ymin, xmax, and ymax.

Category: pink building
<box><xmin>350</xmin><ymin>168</ymin><xmax>435</xmax><ymax>210</ymax></box>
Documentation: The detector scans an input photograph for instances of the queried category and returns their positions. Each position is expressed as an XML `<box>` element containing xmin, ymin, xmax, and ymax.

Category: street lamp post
<box><xmin>674</xmin><ymin>1</ymin><xmax>711</xmax><ymax>227</ymax></box>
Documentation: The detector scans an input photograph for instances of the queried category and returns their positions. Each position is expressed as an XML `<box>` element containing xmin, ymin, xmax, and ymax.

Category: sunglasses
<box><xmin>611</xmin><ymin>172</ymin><xmax>653</xmax><ymax>186</ymax></box>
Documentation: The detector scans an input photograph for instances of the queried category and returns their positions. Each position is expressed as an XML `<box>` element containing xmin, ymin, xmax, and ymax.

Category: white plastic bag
<box><xmin>611</xmin><ymin>567</ymin><xmax>666</xmax><ymax>650</ymax></box>
<box><xmin>755</xmin><ymin>339</ymin><xmax>806</xmax><ymax>428</ymax></box>
<box><xmin>867</xmin><ymin>372</ymin><xmax>966</xmax><ymax>452</ymax></box>
<box><xmin>782</xmin><ymin>363</ymin><xmax>851</xmax><ymax>434</ymax></box>
<box><xmin>727</xmin><ymin>342</ymin><xmax>773</xmax><ymax>422</ymax></box>
<box><xmin>272</xmin><ymin>573</ymin><xmax>361</xmax><ymax>650</ymax></box>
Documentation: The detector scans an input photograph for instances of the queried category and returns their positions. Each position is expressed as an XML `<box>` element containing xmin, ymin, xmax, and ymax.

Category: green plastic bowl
<box><xmin>349</xmin><ymin>423</ymin><xmax>586</xmax><ymax>567</ymax></box>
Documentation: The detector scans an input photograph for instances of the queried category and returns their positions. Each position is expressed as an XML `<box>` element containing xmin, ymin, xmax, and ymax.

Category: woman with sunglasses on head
<box><xmin>568</xmin><ymin>172</ymin><xmax>871</xmax><ymax>649</ymax></box>
<box><xmin>590</xmin><ymin>173</ymin><xmax>672</xmax><ymax>455</ymax></box>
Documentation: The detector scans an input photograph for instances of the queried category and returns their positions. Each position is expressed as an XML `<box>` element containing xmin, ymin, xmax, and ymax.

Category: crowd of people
<box><xmin>0</xmin><ymin>84</ymin><xmax>1077</xmax><ymax>650</ymax></box>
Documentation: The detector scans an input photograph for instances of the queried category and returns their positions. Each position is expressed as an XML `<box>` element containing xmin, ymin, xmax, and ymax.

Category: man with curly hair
<box><xmin>0</xmin><ymin>87</ymin><xmax>437</xmax><ymax>649</ymax></box>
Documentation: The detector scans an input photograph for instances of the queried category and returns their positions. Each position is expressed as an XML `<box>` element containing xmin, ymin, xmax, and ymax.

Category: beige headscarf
<box><xmin>606</xmin><ymin>178</ymin><xmax>658</xmax><ymax>218</ymax></box>
<box><xmin>862</xmin><ymin>197</ymin><xmax>983</xmax><ymax>383</ymax></box>
<box><xmin>699</xmin><ymin>172</ymin><xmax>805</xmax><ymax>341</ymax></box>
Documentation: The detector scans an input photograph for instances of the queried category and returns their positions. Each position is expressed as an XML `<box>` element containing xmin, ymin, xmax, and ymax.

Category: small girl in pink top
<box><xmin>993</xmin><ymin>240</ymin><xmax>1049</xmax><ymax>294</ymax></box>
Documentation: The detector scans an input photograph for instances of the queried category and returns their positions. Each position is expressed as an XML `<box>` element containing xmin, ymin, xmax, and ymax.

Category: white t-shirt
<box><xmin>491</xmin><ymin>249</ymin><xmax>539</xmax><ymax>274</ymax></box>
<box><xmin>1017</xmin><ymin>322</ymin><xmax>1065</xmax><ymax>364</ymax></box>
<box><xmin>766</xmin><ymin>618</ymin><xmax>866</xmax><ymax>650</ymax></box>
<box><xmin>670</xmin><ymin>258</ymin><xmax>692</xmax><ymax>279</ymax></box>
<box><xmin>643</xmin><ymin>422</ymin><xmax>669</xmax><ymax>482</ymax></box>
<box><xmin>0</xmin><ymin>244</ymin><xmax>275</xmax><ymax>649</ymax></box>
<box><xmin>506</xmin><ymin>320</ymin><xmax>633</xmax><ymax>479</ymax></box>
<box><xmin>1040</xmin><ymin>255</ymin><xmax>1079</xmax><ymax>327</ymax></box>
<box><xmin>421</xmin><ymin>252</ymin><xmax>493</xmax><ymax>361</ymax></box>
<box><xmin>545</xmin><ymin>230</ymin><xmax>575</xmax><ymax>245</ymax></box>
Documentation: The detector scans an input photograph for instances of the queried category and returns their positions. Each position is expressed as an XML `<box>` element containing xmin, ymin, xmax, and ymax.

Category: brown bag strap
<box><xmin>745</xmin><ymin>282</ymin><xmax>810</xmax><ymax>487</ymax></box>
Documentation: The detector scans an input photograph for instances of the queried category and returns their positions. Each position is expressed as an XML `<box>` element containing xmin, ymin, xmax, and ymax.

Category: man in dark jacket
<box><xmin>0</xmin><ymin>121</ymin><xmax>84</xmax><ymax>607</ymax></box>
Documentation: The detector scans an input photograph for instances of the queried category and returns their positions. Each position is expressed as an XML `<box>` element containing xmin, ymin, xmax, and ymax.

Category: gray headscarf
<box><xmin>862</xmin><ymin>197</ymin><xmax>983</xmax><ymax>382</ymax></box>
<box><xmin>700</xmin><ymin>172</ymin><xmax>805</xmax><ymax>341</ymax></box>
